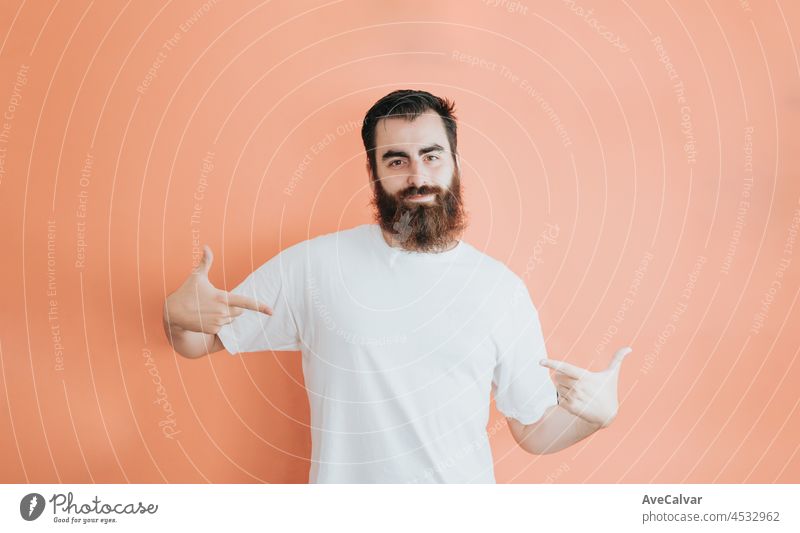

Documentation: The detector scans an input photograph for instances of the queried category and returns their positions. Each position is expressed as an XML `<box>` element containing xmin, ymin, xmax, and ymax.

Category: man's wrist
<box><xmin>575</xmin><ymin>413</ymin><xmax>605</xmax><ymax>434</ymax></box>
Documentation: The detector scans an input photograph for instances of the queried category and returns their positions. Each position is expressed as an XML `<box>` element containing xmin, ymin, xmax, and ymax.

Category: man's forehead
<box><xmin>374</xmin><ymin>112</ymin><xmax>449</xmax><ymax>150</ymax></box>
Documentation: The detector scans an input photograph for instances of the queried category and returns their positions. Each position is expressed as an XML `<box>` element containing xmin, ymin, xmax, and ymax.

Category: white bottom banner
<box><xmin>1</xmin><ymin>484</ymin><xmax>798</xmax><ymax>532</ymax></box>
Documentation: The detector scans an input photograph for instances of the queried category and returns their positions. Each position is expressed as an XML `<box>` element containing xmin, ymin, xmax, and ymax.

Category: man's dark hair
<box><xmin>361</xmin><ymin>89</ymin><xmax>458</xmax><ymax>179</ymax></box>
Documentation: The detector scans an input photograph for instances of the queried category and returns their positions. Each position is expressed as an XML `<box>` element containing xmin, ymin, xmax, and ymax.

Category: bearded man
<box><xmin>163</xmin><ymin>89</ymin><xmax>631</xmax><ymax>483</ymax></box>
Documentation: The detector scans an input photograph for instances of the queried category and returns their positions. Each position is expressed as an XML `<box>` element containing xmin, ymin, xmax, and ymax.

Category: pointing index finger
<box><xmin>539</xmin><ymin>358</ymin><xmax>588</xmax><ymax>379</ymax></box>
<box><xmin>222</xmin><ymin>292</ymin><xmax>273</xmax><ymax>315</ymax></box>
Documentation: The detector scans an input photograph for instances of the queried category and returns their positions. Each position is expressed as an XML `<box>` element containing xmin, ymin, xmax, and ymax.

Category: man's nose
<box><xmin>406</xmin><ymin>159</ymin><xmax>430</xmax><ymax>188</ymax></box>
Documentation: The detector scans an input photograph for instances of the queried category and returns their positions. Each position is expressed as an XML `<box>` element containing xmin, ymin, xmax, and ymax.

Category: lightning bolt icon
<box><xmin>28</xmin><ymin>495</ymin><xmax>37</xmax><ymax>517</ymax></box>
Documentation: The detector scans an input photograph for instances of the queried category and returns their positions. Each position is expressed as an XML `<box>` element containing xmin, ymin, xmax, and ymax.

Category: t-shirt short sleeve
<box><xmin>216</xmin><ymin>246</ymin><xmax>303</xmax><ymax>354</ymax></box>
<box><xmin>491</xmin><ymin>277</ymin><xmax>558</xmax><ymax>425</ymax></box>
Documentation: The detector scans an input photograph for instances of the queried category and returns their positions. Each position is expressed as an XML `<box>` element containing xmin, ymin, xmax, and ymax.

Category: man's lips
<box><xmin>404</xmin><ymin>193</ymin><xmax>435</xmax><ymax>202</ymax></box>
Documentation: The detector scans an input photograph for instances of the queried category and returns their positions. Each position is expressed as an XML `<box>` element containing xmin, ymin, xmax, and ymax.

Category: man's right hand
<box><xmin>164</xmin><ymin>245</ymin><xmax>273</xmax><ymax>335</ymax></box>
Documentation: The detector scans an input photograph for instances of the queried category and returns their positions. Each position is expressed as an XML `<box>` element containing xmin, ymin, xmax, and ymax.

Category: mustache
<box><xmin>398</xmin><ymin>184</ymin><xmax>445</xmax><ymax>199</ymax></box>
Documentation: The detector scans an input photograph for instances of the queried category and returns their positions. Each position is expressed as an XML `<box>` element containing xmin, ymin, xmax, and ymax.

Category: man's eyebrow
<box><xmin>380</xmin><ymin>143</ymin><xmax>445</xmax><ymax>161</ymax></box>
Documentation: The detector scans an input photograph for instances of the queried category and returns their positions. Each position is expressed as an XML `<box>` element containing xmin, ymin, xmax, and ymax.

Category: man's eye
<box><xmin>389</xmin><ymin>160</ymin><xmax>403</xmax><ymax>167</ymax></box>
<box><xmin>426</xmin><ymin>154</ymin><xmax>440</xmax><ymax>161</ymax></box>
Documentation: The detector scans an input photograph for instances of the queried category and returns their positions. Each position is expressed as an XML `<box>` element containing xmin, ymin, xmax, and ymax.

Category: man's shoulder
<box><xmin>461</xmin><ymin>246</ymin><xmax>540</xmax><ymax>317</ymax></box>
<box><xmin>276</xmin><ymin>223</ymin><xmax>373</xmax><ymax>257</ymax></box>
<box><xmin>302</xmin><ymin>223</ymin><xmax>373</xmax><ymax>250</ymax></box>
<box><xmin>460</xmin><ymin>242</ymin><xmax>525</xmax><ymax>287</ymax></box>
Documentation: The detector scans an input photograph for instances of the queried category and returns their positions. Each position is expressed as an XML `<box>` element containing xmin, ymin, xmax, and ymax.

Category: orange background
<box><xmin>1</xmin><ymin>0</ymin><xmax>799</xmax><ymax>483</ymax></box>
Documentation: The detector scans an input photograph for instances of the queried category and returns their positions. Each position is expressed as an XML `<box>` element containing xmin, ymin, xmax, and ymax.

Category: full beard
<box><xmin>371</xmin><ymin>170</ymin><xmax>468</xmax><ymax>253</ymax></box>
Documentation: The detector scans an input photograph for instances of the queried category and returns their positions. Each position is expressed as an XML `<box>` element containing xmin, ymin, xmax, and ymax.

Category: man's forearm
<box><xmin>509</xmin><ymin>403</ymin><xmax>602</xmax><ymax>455</ymax></box>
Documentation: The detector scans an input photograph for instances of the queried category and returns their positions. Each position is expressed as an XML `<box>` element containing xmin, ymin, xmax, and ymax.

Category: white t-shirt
<box><xmin>217</xmin><ymin>223</ymin><xmax>557</xmax><ymax>483</ymax></box>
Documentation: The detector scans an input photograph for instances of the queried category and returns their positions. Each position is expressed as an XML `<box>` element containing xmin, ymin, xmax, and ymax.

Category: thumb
<box><xmin>194</xmin><ymin>245</ymin><xmax>214</xmax><ymax>276</ymax></box>
<box><xmin>608</xmin><ymin>346</ymin><xmax>633</xmax><ymax>372</ymax></box>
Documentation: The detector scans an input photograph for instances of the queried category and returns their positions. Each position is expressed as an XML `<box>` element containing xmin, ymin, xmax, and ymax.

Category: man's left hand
<box><xmin>539</xmin><ymin>346</ymin><xmax>632</xmax><ymax>428</ymax></box>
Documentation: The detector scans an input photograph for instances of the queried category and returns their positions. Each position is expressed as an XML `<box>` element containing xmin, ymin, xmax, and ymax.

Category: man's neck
<box><xmin>380</xmin><ymin>228</ymin><xmax>459</xmax><ymax>253</ymax></box>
